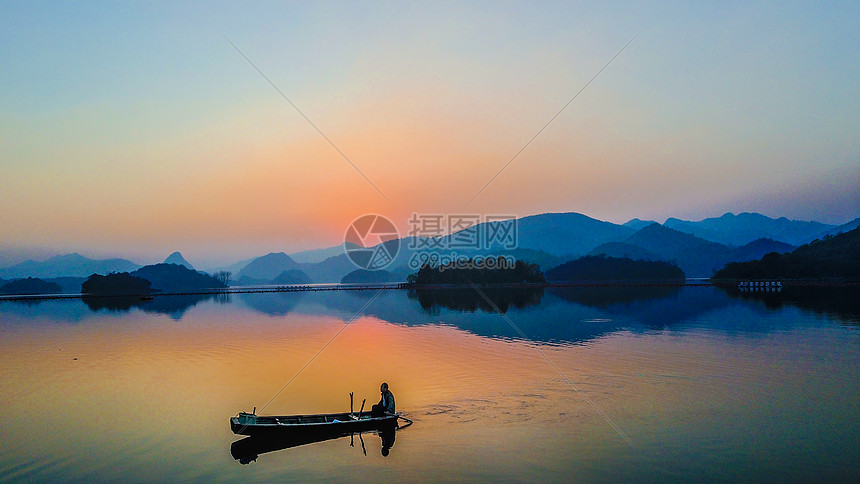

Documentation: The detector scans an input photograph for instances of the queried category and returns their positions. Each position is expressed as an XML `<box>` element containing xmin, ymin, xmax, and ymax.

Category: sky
<box><xmin>2</xmin><ymin>1</ymin><xmax>859</xmax><ymax>268</ymax></box>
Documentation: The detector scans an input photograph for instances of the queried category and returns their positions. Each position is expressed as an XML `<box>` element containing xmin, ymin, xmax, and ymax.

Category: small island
<box><xmin>81</xmin><ymin>263</ymin><xmax>226</xmax><ymax>296</ymax></box>
<box><xmin>130</xmin><ymin>263</ymin><xmax>226</xmax><ymax>292</ymax></box>
<box><xmin>81</xmin><ymin>273</ymin><xmax>152</xmax><ymax>295</ymax></box>
<box><xmin>0</xmin><ymin>277</ymin><xmax>63</xmax><ymax>295</ymax></box>
<box><xmin>545</xmin><ymin>255</ymin><xmax>685</xmax><ymax>283</ymax></box>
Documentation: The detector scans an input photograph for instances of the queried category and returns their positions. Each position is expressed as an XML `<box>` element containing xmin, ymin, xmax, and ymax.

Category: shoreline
<box><xmin>2</xmin><ymin>280</ymin><xmax>859</xmax><ymax>303</ymax></box>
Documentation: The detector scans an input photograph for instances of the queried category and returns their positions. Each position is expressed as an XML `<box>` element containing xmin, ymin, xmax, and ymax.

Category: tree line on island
<box><xmin>406</xmin><ymin>258</ymin><xmax>547</xmax><ymax>285</ymax></box>
<box><xmin>403</xmin><ymin>227</ymin><xmax>860</xmax><ymax>286</ymax></box>
<box><xmin>712</xmin><ymin>227</ymin><xmax>860</xmax><ymax>280</ymax></box>
<box><xmin>403</xmin><ymin>255</ymin><xmax>686</xmax><ymax>286</ymax></box>
<box><xmin>81</xmin><ymin>263</ymin><xmax>228</xmax><ymax>296</ymax></box>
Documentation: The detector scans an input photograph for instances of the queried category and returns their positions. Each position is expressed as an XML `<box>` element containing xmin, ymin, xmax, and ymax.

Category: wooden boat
<box><xmin>230</xmin><ymin>410</ymin><xmax>399</xmax><ymax>438</ymax></box>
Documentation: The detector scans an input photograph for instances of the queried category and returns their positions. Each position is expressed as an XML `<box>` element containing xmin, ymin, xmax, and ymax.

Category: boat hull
<box><xmin>229</xmin><ymin>410</ymin><xmax>398</xmax><ymax>438</ymax></box>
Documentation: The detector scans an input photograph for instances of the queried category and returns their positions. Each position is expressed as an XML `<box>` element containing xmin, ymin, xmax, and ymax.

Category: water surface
<box><xmin>1</xmin><ymin>286</ymin><xmax>858</xmax><ymax>482</ymax></box>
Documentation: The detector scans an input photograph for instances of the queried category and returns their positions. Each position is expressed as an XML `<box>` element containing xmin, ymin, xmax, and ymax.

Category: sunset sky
<box><xmin>2</xmin><ymin>1</ymin><xmax>859</xmax><ymax>267</ymax></box>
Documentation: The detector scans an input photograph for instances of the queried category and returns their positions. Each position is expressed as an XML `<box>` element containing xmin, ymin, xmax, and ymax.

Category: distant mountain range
<box><xmin>504</xmin><ymin>212</ymin><xmax>636</xmax><ymax>257</ymax></box>
<box><xmin>663</xmin><ymin>212</ymin><xmax>834</xmax><ymax>246</ymax></box>
<box><xmin>0</xmin><ymin>253</ymin><xmax>140</xmax><ymax>279</ymax></box>
<box><xmin>289</xmin><ymin>244</ymin><xmax>349</xmax><ymax>264</ymax></box>
<box><xmin>590</xmin><ymin>224</ymin><xmax>796</xmax><ymax>276</ymax></box>
<box><xmin>1</xmin><ymin>212</ymin><xmax>854</xmax><ymax>283</ymax></box>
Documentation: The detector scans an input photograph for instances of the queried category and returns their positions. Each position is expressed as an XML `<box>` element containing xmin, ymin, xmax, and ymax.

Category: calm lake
<box><xmin>1</xmin><ymin>285</ymin><xmax>858</xmax><ymax>482</ymax></box>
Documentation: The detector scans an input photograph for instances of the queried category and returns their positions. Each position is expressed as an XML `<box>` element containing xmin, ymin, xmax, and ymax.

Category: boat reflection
<box><xmin>230</xmin><ymin>425</ymin><xmax>404</xmax><ymax>464</ymax></box>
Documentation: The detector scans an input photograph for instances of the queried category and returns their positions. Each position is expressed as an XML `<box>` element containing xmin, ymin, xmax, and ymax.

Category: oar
<box><xmin>350</xmin><ymin>392</ymin><xmax>354</xmax><ymax>416</ymax></box>
<box><xmin>397</xmin><ymin>415</ymin><xmax>414</xmax><ymax>425</ymax></box>
<box><xmin>359</xmin><ymin>398</ymin><xmax>366</xmax><ymax>417</ymax></box>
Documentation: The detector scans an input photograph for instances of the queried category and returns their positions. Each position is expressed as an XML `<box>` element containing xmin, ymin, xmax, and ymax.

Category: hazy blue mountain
<box><xmin>237</xmin><ymin>252</ymin><xmax>300</xmax><ymax>281</ymax></box>
<box><xmin>0</xmin><ymin>246</ymin><xmax>56</xmax><ymax>268</ymax></box>
<box><xmin>627</xmin><ymin>223</ymin><xmax>727</xmax><ymax>255</ymax></box>
<box><xmin>0</xmin><ymin>253</ymin><xmax>141</xmax><ymax>279</ymax></box>
<box><xmin>130</xmin><ymin>263</ymin><xmax>225</xmax><ymax>292</ymax></box>
<box><xmin>471</xmin><ymin>212</ymin><xmax>634</xmax><ymax>257</ymax></box>
<box><xmin>163</xmin><ymin>251</ymin><xmax>195</xmax><ymax>270</ymax></box>
<box><xmin>589</xmin><ymin>228</ymin><xmax>797</xmax><ymax>277</ymax></box>
<box><xmin>819</xmin><ymin>217</ymin><xmax>860</xmax><ymax>238</ymax></box>
<box><xmin>622</xmin><ymin>224</ymin><xmax>732</xmax><ymax>277</ymax></box>
<box><xmin>664</xmin><ymin>212</ymin><xmax>834</xmax><ymax>246</ymax></box>
<box><xmin>289</xmin><ymin>244</ymin><xmax>349</xmax><ymax>264</ymax></box>
<box><xmin>288</xmin><ymin>213</ymin><xmax>640</xmax><ymax>283</ymax></box>
<box><xmin>729</xmin><ymin>238</ymin><xmax>794</xmax><ymax>262</ymax></box>
<box><xmin>341</xmin><ymin>269</ymin><xmax>396</xmax><ymax>284</ymax></box>
<box><xmin>271</xmin><ymin>269</ymin><xmax>312</xmax><ymax>285</ymax></box>
<box><xmin>714</xmin><ymin>227</ymin><xmax>860</xmax><ymax>279</ymax></box>
<box><xmin>296</xmin><ymin>255</ymin><xmax>346</xmax><ymax>283</ymax></box>
<box><xmin>285</xmin><ymin>211</ymin><xmax>835</xmax><ymax>282</ymax></box>
<box><xmin>588</xmin><ymin>241</ymin><xmax>661</xmax><ymax>261</ymax></box>
<box><xmin>294</xmin><ymin>249</ymin><xmax>405</xmax><ymax>284</ymax></box>
<box><xmin>623</xmin><ymin>218</ymin><xmax>658</xmax><ymax>231</ymax></box>
<box><xmin>205</xmin><ymin>256</ymin><xmax>257</xmax><ymax>277</ymax></box>
<box><xmin>235</xmin><ymin>275</ymin><xmax>273</xmax><ymax>286</ymax></box>
<box><xmin>45</xmin><ymin>277</ymin><xmax>87</xmax><ymax>294</ymax></box>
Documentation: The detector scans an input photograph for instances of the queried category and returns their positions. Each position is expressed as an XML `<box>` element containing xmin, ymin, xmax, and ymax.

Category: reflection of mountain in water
<box><xmin>719</xmin><ymin>285</ymin><xmax>860</xmax><ymax>325</ymax></box>
<box><xmin>82</xmin><ymin>293</ymin><xmax>227</xmax><ymax>320</ymax></box>
<box><xmin>372</xmin><ymin>285</ymin><xmax>819</xmax><ymax>344</ymax></box>
<box><xmin>0</xmin><ymin>298</ymin><xmax>94</xmax><ymax>324</ymax></box>
<box><xmin>238</xmin><ymin>292</ymin><xmax>305</xmax><ymax>317</ymax></box>
<box><xmin>229</xmin><ymin>286</ymin><xmax>742</xmax><ymax>344</ymax></box>
<box><xmin>547</xmin><ymin>286</ymin><xmax>737</xmax><ymax>328</ymax></box>
<box><xmin>408</xmin><ymin>287</ymin><xmax>544</xmax><ymax>314</ymax></box>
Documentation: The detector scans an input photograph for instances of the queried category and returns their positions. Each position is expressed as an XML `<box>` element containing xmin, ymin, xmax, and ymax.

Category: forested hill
<box><xmin>712</xmin><ymin>227</ymin><xmax>860</xmax><ymax>280</ymax></box>
<box><xmin>545</xmin><ymin>256</ymin><xmax>685</xmax><ymax>282</ymax></box>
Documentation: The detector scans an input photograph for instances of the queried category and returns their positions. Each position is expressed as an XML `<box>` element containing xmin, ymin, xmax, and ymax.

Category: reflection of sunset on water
<box><xmin>2</xmin><ymin>286</ymin><xmax>858</xmax><ymax>480</ymax></box>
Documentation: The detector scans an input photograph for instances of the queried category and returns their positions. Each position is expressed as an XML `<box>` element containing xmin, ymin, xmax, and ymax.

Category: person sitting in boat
<box><xmin>371</xmin><ymin>382</ymin><xmax>395</xmax><ymax>417</ymax></box>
